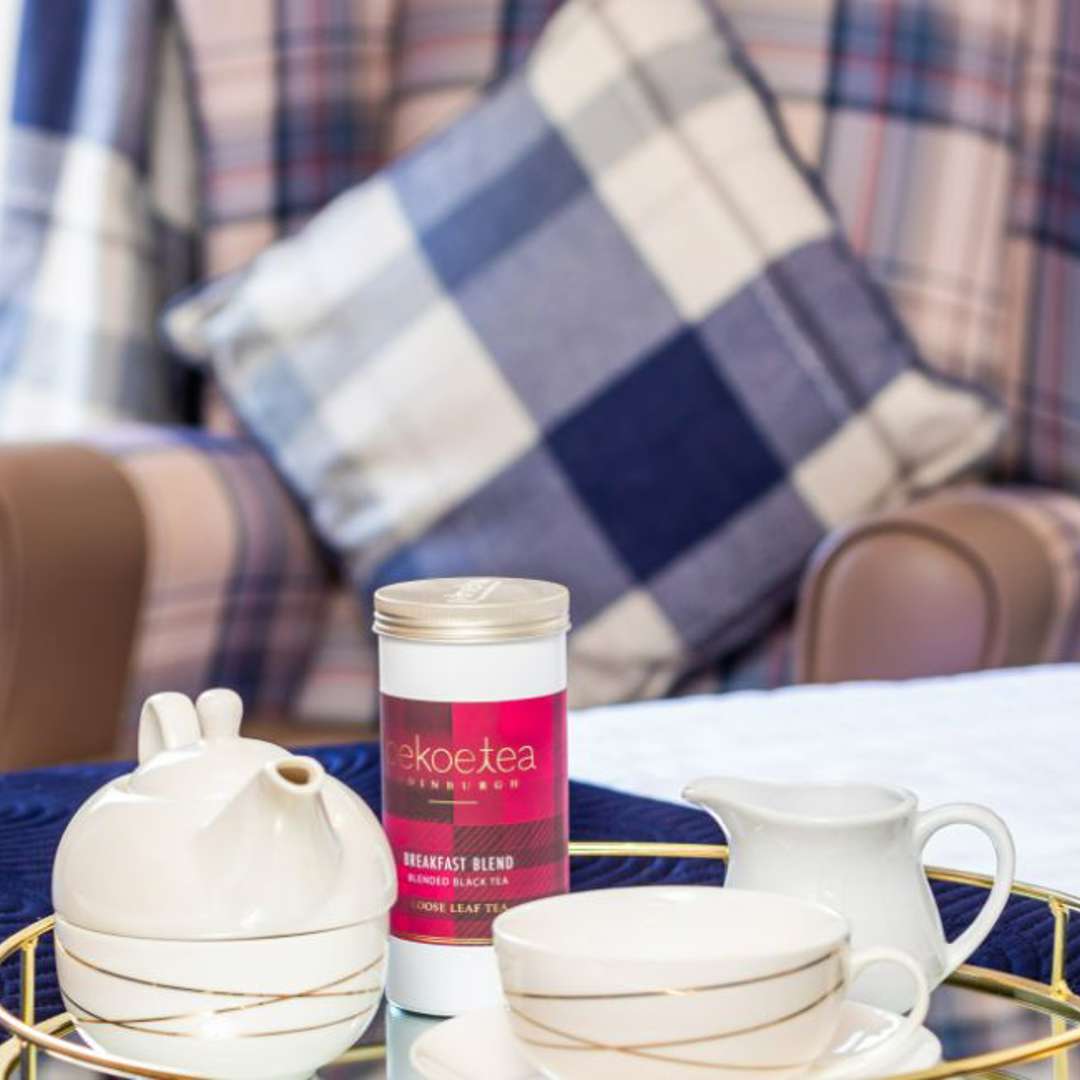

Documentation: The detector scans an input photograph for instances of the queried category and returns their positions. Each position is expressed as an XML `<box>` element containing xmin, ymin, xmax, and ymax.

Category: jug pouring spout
<box><xmin>681</xmin><ymin>776</ymin><xmax>791</xmax><ymax>842</ymax></box>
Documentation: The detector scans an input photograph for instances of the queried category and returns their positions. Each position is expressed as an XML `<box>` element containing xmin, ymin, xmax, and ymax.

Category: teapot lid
<box><xmin>52</xmin><ymin>690</ymin><xmax>396</xmax><ymax>940</ymax></box>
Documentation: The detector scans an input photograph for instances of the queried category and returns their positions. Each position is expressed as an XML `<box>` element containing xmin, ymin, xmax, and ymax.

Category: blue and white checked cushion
<box><xmin>167</xmin><ymin>0</ymin><xmax>1001</xmax><ymax>708</ymax></box>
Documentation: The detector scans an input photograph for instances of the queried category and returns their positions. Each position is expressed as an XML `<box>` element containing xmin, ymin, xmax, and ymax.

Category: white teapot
<box><xmin>52</xmin><ymin>689</ymin><xmax>396</xmax><ymax>1080</ymax></box>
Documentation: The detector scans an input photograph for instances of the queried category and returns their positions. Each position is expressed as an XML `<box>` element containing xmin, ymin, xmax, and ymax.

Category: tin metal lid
<box><xmin>373</xmin><ymin>578</ymin><xmax>570</xmax><ymax>644</ymax></box>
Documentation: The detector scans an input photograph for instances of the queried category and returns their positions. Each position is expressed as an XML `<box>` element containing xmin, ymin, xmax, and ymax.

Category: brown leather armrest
<box><xmin>794</xmin><ymin>487</ymin><xmax>1058</xmax><ymax>684</ymax></box>
<box><xmin>0</xmin><ymin>446</ymin><xmax>145</xmax><ymax>769</ymax></box>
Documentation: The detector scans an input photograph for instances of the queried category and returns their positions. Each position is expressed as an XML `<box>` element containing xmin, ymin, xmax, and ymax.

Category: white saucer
<box><xmin>410</xmin><ymin>1000</ymin><xmax>942</xmax><ymax>1080</ymax></box>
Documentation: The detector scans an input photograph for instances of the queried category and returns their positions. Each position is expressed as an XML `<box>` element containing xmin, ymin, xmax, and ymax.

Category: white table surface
<box><xmin>570</xmin><ymin>664</ymin><xmax>1080</xmax><ymax>892</ymax></box>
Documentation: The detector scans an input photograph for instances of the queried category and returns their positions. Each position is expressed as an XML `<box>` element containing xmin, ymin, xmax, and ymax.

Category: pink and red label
<box><xmin>381</xmin><ymin>691</ymin><xmax>569</xmax><ymax>945</ymax></box>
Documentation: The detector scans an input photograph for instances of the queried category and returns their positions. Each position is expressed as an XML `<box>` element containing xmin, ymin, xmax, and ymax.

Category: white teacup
<box><xmin>493</xmin><ymin>886</ymin><xmax>929</xmax><ymax>1080</ymax></box>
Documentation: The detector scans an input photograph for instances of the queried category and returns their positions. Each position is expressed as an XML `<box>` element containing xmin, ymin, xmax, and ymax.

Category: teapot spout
<box><xmin>199</xmin><ymin>756</ymin><xmax>343</xmax><ymax>932</ymax></box>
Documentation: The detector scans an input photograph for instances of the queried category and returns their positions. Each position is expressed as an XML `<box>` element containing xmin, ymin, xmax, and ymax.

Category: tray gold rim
<box><xmin>0</xmin><ymin>840</ymin><xmax>1076</xmax><ymax>1080</ymax></box>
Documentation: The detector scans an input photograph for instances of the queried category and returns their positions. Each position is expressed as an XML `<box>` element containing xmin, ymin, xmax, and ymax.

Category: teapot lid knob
<box><xmin>196</xmin><ymin>688</ymin><xmax>243</xmax><ymax>740</ymax></box>
<box><xmin>138</xmin><ymin>692</ymin><xmax>201</xmax><ymax>764</ymax></box>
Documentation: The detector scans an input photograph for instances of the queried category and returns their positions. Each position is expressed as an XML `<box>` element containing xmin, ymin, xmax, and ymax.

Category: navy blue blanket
<box><xmin>0</xmin><ymin>745</ymin><xmax>1066</xmax><ymax>1019</ymax></box>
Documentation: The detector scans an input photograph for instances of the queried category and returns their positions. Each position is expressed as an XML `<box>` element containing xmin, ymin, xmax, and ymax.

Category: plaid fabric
<box><xmin>998</xmin><ymin>0</ymin><xmax>1080</xmax><ymax>487</ymax></box>
<box><xmin>293</xmin><ymin>587</ymin><xmax>379</xmax><ymax>721</ymax></box>
<box><xmin>172</xmin><ymin>0</ymin><xmax>401</xmax><ymax>435</ymax></box>
<box><xmin>668</xmin><ymin>481</ymin><xmax>1080</xmax><ymax>697</ymax></box>
<box><xmin>174</xmin><ymin>0</ymin><xmax>399</xmax><ymax>278</ymax></box>
<box><xmin>168</xmin><ymin>0</ymin><xmax>555</xmax><ymax>717</ymax></box>
<box><xmin>380</xmin><ymin>0</ymin><xmax>1027</xmax><ymax>396</ymax></box>
<box><xmin>382</xmin><ymin>691</ymin><xmax>568</xmax><ymax>943</ymax></box>
<box><xmin>672</xmin><ymin>483</ymin><xmax>1080</xmax><ymax>694</ymax></box>
<box><xmin>0</xmin><ymin>1</ymin><xmax>199</xmax><ymax>434</ymax></box>
<box><xmin>87</xmin><ymin>425</ymin><xmax>333</xmax><ymax>749</ymax></box>
<box><xmin>232</xmin><ymin>0</ymin><xmax>567</xmax><ymax>721</ymax></box>
<box><xmin>171</xmin><ymin>0</ymin><xmax>418</xmax><ymax>716</ymax></box>
<box><xmin>174</xmin><ymin>0</ymin><xmax>566</xmax><ymax>284</ymax></box>
<box><xmin>675</xmin><ymin>613</ymin><xmax>797</xmax><ymax>697</ymax></box>
<box><xmin>388</xmin><ymin>0</ymin><xmax>565</xmax><ymax>156</ymax></box>
<box><xmin>167</xmin><ymin>0</ymin><xmax>1033</xmax><ymax>717</ymax></box>
<box><xmin>0</xmin><ymin>0</ymin><xmax>1056</xmax><ymax>720</ymax></box>
<box><xmin>223</xmin><ymin>0</ymin><xmax>1027</xmax><ymax>720</ymax></box>
<box><xmin>166</xmin><ymin>0</ymin><xmax>1000</xmax><ymax>709</ymax></box>
<box><xmin>728</xmin><ymin>0</ymin><xmax>1080</xmax><ymax>491</ymax></box>
<box><xmin>729</xmin><ymin>0</ymin><xmax>1025</xmax><ymax>400</ymax></box>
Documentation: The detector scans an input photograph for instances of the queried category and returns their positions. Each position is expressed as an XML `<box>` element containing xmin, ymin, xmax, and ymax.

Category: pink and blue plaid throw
<box><xmin>90</xmin><ymin>425</ymin><xmax>336</xmax><ymax>744</ymax></box>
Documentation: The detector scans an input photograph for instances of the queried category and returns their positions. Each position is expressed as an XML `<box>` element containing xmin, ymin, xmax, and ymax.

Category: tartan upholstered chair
<box><xmin>0</xmin><ymin>0</ymin><xmax>1076</xmax><ymax>768</ymax></box>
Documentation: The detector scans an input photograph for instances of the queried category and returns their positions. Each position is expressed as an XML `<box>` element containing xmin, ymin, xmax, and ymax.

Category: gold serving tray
<box><xmin>1</xmin><ymin>841</ymin><xmax>1077</xmax><ymax>1080</ymax></box>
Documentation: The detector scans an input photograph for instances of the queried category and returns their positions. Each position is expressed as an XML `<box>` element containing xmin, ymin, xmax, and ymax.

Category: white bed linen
<box><xmin>570</xmin><ymin>665</ymin><xmax>1080</xmax><ymax>892</ymax></box>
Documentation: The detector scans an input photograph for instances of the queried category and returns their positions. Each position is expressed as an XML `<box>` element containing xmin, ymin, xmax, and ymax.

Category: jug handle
<box><xmin>913</xmin><ymin>804</ymin><xmax>1016</xmax><ymax>973</ymax></box>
